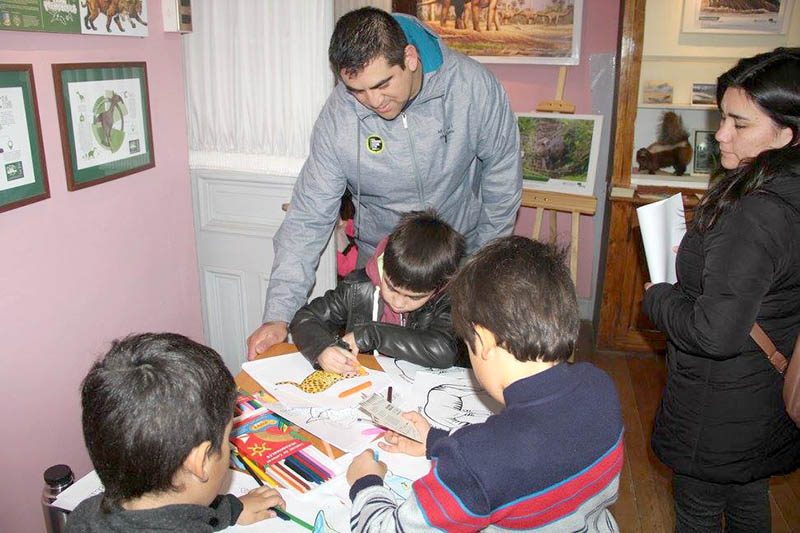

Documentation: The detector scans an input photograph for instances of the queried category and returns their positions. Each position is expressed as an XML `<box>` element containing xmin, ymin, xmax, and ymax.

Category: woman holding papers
<box><xmin>643</xmin><ymin>48</ymin><xmax>800</xmax><ymax>532</ymax></box>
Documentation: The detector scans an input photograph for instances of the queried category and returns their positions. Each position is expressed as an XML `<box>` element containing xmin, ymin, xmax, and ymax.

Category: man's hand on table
<box><xmin>246</xmin><ymin>321</ymin><xmax>289</xmax><ymax>360</ymax></box>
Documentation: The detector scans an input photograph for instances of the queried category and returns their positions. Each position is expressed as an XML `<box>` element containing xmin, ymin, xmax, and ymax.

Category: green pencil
<box><xmin>273</xmin><ymin>506</ymin><xmax>314</xmax><ymax>531</ymax></box>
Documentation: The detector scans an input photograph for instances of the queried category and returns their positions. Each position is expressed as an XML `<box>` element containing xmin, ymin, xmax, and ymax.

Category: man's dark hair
<box><xmin>81</xmin><ymin>333</ymin><xmax>236</xmax><ymax>505</ymax></box>
<box><xmin>329</xmin><ymin>7</ymin><xmax>408</xmax><ymax>79</ymax></box>
<box><xmin>448</xmin><ymin>236</ymin><xmax>578</xmax><ymax>363</ymax></box>
<box><xmin>383</xmin><ymin>210</ymin><xmax>466</xmax><ymax>294</ymax></box>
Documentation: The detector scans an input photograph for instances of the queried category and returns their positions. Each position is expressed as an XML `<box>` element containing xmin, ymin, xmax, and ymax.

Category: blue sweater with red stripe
<box><xmin>350</xmin><ymin>362</ymin><xmax>624</xmax><ymax>532</ymax></box>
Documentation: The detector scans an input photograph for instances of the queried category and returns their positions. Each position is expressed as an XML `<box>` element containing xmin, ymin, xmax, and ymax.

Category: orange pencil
<box><xmin>338</xmin><ymin>380</ymin><xmax>373</xmax><ymax>398</ymax></box>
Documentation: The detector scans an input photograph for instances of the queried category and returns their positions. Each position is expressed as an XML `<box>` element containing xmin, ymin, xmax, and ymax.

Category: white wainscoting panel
<box><xmin>203</xmin><ymin>267</ymin><xmax>248</xmax><ymax>372</ymax></box>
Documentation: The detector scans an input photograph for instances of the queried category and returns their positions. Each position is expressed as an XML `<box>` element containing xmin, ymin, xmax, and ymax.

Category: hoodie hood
<box><xmin>364</xmin><ymin>236</ymin><xmax>403</xmax><ymax>326</ymax></box>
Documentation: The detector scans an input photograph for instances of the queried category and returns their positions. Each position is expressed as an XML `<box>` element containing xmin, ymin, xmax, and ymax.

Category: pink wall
<box><xmin>489</xmin><ymin>0</ymin><xmax>621</xmax><ymax>299</ymax></box>
<box><xmin>0</xmin><ymin>2</ymin><xmax>203</xmax><ymax>530</ymax></box>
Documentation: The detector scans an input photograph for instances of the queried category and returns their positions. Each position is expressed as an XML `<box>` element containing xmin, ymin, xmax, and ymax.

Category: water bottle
<box><xmin>42</xmin><ymin>464</ymin><xmax>74</xmax><ymax>533</ymax></box>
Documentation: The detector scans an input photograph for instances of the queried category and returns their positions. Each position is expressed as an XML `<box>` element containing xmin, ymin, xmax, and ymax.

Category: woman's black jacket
<box><xmin>643</xmin><ymin>175</ymin><xmax>800</xmax><ymax>483</ymax></box>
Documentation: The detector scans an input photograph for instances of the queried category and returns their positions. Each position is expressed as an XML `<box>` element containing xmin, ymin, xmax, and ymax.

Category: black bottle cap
<box><xmin>44</xmin><ymin>464</ymin><xmax>74</xmax><ymax>486</ymax></box>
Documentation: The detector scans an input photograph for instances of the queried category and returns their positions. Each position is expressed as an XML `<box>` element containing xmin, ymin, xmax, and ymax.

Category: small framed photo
<box><xmin>642</xmin><ymin>81</ymin><xmax>673</xmax><ymax>104</ymax></box>
<box><xmin>52</xmin><ymin>62</ymin><xmax>155</xmax><ymax>191</ymax></box>
<box><xmin>0</xmin><ymin>64</ymin><xmax>49</xmax><ymax>214</ymax></box>
<box><xmin>692</xmin><ymin>130</ymin><xmax>720</xmax><ymax>175</ymax></box>
<box><xmin>691</xmin><ymin>83</ymin><xmax>717</xmax><ymax>106</ymax></box>
<box><xmin>517</xmin><ymin>112</ymin><xmax>603</xmax><ymax>196</ymax></box>
<box><xmin>682</xmin><ymin>0</ymin><xmax>794</xmax><ymax>35</ymax></box>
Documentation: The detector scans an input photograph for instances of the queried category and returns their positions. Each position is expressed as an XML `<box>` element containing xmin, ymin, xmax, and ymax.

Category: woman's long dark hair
<box><xmin>692</xmin><ymin>47</ymin><xmax>800</xmax><ymax>233</ymax></box>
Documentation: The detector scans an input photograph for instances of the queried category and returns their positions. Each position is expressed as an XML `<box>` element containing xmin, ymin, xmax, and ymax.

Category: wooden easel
<box><xmin>528</xmin><ymin>66</ymin><xmax>595</xmax><ymax>285</ymax></box>
<box><xmin>536</xmin><ymin>66</ymin><xmax>576</xmax><ymax>114</ymax></box>
<box><xmin>522</xmin><ymin>189</ymin><xmax>596</xmax><ymax>285</ymax></box>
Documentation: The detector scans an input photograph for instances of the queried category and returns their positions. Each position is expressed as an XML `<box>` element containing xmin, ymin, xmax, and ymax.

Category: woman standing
<box><xmin>644</xmin><ymin>48</ymin><xmax>800</xmax><ymax>531</ymax></box>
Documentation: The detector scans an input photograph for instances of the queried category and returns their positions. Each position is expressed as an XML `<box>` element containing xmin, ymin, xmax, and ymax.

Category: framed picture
<box><xmin>682</xmin><ymin>0</ymin><xmax>794</xmax><ymax>34</ymax></box>
<box><xmin>692</xmin><ymin>130</ymin><xmax>720</xmax><ymax>175</ymax></box>
<box><xmin>691</xmin><ymin>83</ymin><xmax>717</xmax><ymax>106</ymax></box>
<box><xmin>642</xmin><ymin>81</ymin><xmax>673</xmax><ymax>104</ymax></box>
<box><xmin>416</xmin><ymin>0</ymin><xmax>583</xmax><ymax>65</ymax></box>
<box><xmin>0</xmin><ymin>0</ymin><xmax>148</xmax><ymax>36</ymax></box>
<box><xmin>517</xmin><ymin>112</ymin><xmax>603</xmax><ymax>196</ymax></box>
<box><xmin>53</xmin><ymin>62</ymin><xmax>154</xmax><ymax>191</ymax></box>
<box><xmin>0</xmin><ymin>64</ymin><xmax>49</xmax><ymax>214</ymax></box>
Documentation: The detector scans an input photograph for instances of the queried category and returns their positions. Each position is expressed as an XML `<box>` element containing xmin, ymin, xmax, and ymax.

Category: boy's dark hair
<box><xmin>383</xmin><ymin>210</ymin><xmax>466</xmax><ymax>294</ymax></box>
<box><xmin>81</xmin><ymin>333</ymin><xmax>236</xmax><ymax>505</ymax></box>
<box><xmin>448</xmin><ymin>236</ymin><xmax>578</xmax><ymax>363</ymax></box>
<box><xmin>329</xmin><ymin>7</ymin><xmax>408</xmax><ymax>79</ymax></box>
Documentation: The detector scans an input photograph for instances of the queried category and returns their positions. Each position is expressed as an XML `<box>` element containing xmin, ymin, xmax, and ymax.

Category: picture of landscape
<box><xmin>416</xmin><ymin>0</ymin><xmax>582</xmax><ymax>64</ymax></box>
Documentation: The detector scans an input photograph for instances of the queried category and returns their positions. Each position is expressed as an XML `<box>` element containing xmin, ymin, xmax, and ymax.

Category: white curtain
<box><xmin>183</xmin><ymin>1</ymin><xmax>334</xmax><ymax>175</ymax></box>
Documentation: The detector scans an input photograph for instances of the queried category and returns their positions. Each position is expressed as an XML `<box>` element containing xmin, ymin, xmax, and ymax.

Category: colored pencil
<box><xmin>285</xmin><ymin>455</ymin><xmax>322</xmax><ymax>483</ymax></box>
<box><xmin>234</xmin><ymin>449</ymin><xmax>280</xmax><ymax>488</ymax></box>
<box><xmin>273</xmin><ymin>507</ymin><xmax>314</xmax><ymax>531</ymax></box>
<box><xmin>292</xmin><ymin>451</ymin><xmax>329</xmax><ymax>481</ymax></box>
<box><xmin>338</xmin><ymin>380</ymin><xmax>373</xmax><ymax>398</ymax></box>
<box><xmin>270</xmin><ymin>462</ymin><xmax>308</xmax><ymax>492</ymax></box>
<box><xmin>387</xmin><ymin>386</ymin><xmax>393</xmax><ymax>403</ymax></box>
<box><xmin>234</xmin><ymin>450</ymin><xmax>263</xmax><ymax>486</ymax></box>
<box><xmin>297</xmin><ymin>449</ymin><xmax>334</xmax><ymax>479</ymax></box>
<box><xmin>321</xmin><ymin>440</ymin><xmax>336</xmax><ymax>459</ymax></box>
<box><xmin>276</xmin><ymin>459</ymin><xmax>312</xmax><ymax>489</ymax></box>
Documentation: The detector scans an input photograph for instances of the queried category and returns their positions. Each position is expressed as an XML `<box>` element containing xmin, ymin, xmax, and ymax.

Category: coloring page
<box><xmin>243</xmin><ymin>353</ymin><xmax>391</xmax><ymax>410</ymax></box>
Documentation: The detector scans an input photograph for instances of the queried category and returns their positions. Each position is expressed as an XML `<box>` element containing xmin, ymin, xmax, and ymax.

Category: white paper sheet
<box><xmin>242</xmin><ymin>353</ymin><xmax>391</xmax><ymax>410</ymax></box>
<box><xmin>636</xmin><ymin>193</ymin><xmax>686</xmax><ymax>284</ymax></box>
<box><xmin>52</xmin><ymin>470</ymin><xmax>104</xmax><ymax>512</ymax></box>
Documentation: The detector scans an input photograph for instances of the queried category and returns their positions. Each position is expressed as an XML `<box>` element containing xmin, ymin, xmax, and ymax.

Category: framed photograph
<box><xmin>682</xmin><ymin>0</ymin><xmax>794</xmax><ymax>34</ymax></box>
<box><xmin>691</xmin><ymin>83</ymin><xmax>717</xmax><ymax>106</ymax></box>
<box><xmin>53</xmin><ymin>62</ymin><xmax>154</xmax><ymax>191</ymax></box>
<box><xmin>0</xmin><ymin>64</ymin><xmax>49</xmax><ymax>214</ymax></box>
<box><xmin>692</xmin><ymin>130</ymin><xmax>721</xmax><ymax>175</ymax></box>
<box><xmin>517</xmin><ymin>112</ymin><xmax>603</xmax><ymax>196</ymax></box>
<box><xmin>642</xmin><ymin>81</ymin><xmax>673</xmax><ymax>104</ymax></box>
<box><xmin>416</xmin><ymin>0</ymin><xmax>583</xmax><ymax>65</ymax></box>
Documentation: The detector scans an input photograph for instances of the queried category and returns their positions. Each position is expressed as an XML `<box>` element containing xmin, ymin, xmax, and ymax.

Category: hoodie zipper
<box><xmin>401</xmin><ymin>112</ymin><xmax>425</xmax><ymax>206</ymax></box>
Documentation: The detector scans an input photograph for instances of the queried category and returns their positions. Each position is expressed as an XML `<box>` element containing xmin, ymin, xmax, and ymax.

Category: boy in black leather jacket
<box><xmin>290</xmin><ymin>210</ymin><xmax>466</xmax><ymax>372</ymax></box>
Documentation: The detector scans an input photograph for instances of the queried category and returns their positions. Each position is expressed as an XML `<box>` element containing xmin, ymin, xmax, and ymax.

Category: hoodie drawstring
<box><xmin>372</xmin><ymin>285</ymin><xmax>380</xmax><ymax>356</ymax></box>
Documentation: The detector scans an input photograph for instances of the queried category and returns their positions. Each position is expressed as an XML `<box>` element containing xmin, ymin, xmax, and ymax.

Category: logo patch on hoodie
<box><xmin>366</xmin><ymin>135</ymin><xmax>384</xmax><ymax>154</ymax></box>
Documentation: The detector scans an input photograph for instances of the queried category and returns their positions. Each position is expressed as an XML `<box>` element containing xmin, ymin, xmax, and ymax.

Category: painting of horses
<box><xmin>517</xmin><ymin>113</ymin><xmax>602</xmax><ymax>196</ymax></box>
<box><xmin>416</xmin><ymin>0</ymin><xmax>582</xmax><ymax>64</ymax></box>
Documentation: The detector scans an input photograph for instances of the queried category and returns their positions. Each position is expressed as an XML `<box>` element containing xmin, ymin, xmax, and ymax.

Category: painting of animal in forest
<box><xmin>79</xmin><ymin>0</ymin><xmax>149</xmax><ymax>37</ymax></box>
<box><xmin>517</xmin><ymin>112</ymin><xmax>603</xmax><ymax>196</ymax></box>
<box><xmin>54</xmin><ymin>62</ymin><xmax>154</xmax><ymax>190</ymax></box>
<box><xmin>417</xmin><ymin>0</ymin><xmax>582</xmax><ymax>64</ymax></box>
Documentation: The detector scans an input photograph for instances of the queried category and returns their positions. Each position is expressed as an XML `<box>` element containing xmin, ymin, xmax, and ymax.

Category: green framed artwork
<box><xmin>53</xmin><ymin>62</ymin><xmax>155</xmax><ymax>190</ymax></box>
<box><xmin>0</xmin><ymin>64</ymin><xmax>50</xmax><ymax>213</ymax></box>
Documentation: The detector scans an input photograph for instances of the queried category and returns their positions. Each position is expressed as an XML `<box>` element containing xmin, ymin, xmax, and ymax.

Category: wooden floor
<box><xmin>574</xmin><ymin>324</ymin><xmax>800</xmax><ymax>532</ymax></box>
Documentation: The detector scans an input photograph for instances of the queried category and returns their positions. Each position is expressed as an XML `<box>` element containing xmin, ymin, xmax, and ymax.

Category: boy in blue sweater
<box><xmin>66</xmin><ymin>333</ymin><xmax>285</xmax><ymax>532</ymax></box>
<box><xmin>346</xmin><ymin>236</ymin><xmax>624</xmax><ymax>532</ymax></box>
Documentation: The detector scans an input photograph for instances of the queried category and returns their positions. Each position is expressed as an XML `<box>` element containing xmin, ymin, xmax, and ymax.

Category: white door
<box><xmin>191</xmin><ymin>168</ymin><xmax>336</xmax><ymax>372</ymax></box>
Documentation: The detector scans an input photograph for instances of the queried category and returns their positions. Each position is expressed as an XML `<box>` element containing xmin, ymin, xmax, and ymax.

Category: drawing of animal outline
<box><xmin>82</xmin><ymin>0</ymin><xmax>125</xmax><ymax>32</ymax></box>
<box><xmin>391</xmin><ymin>358</ymin><xmax>462</xmax><ymax>384</ymax></box>
<box><xmin>423</xmin><ymin>383</ymin><xmax>499</xmax><ymax>430</ymax></box>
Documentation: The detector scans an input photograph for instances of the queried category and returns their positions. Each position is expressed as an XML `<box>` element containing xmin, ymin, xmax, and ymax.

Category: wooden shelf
<box><xmin>630</xmin><ymin>172</ymin><xmax>709</xmax><ymax>189</ymax></box>
<box><xmin>638</xmin><ymin>103</ymin><xmax>716</xmax><ymax>110</ymax></box>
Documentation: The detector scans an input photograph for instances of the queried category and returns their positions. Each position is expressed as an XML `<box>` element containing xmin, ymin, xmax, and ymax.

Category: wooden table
<box><xmin>235</xmin><ymin>342</ymin><xmax>384</xmax><ymax>459</ymax></box>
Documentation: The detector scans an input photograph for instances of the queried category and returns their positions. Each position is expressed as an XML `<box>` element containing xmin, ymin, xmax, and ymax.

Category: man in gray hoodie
<box><xmin>247</xmin><ymin>7</ymin><xmax>521</xmax><ymax>358</ymax></box>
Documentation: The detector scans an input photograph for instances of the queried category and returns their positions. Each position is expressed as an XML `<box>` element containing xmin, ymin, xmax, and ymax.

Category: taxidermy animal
<box><xmin>83</xmin><ymin>0</ymin><xmax>123</xmax><ymax>32</ymax></box>
<box><xmin>94</xmin><ymin>93</ymin><xmax>124</xmax><ymax>149</ymax></box>
<box><xmin>636</xmin><ymin>111</ymin><xmax>693</xmax><ymax>176</ymax></box>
